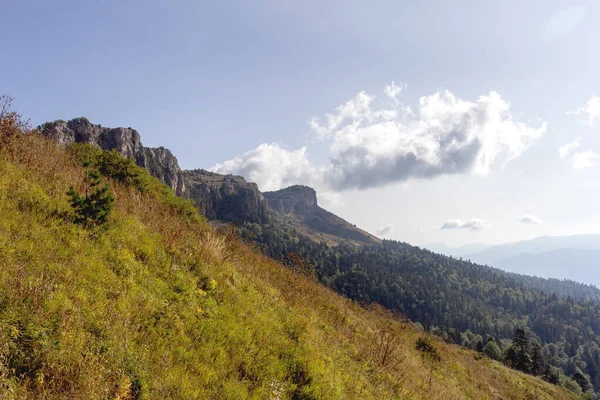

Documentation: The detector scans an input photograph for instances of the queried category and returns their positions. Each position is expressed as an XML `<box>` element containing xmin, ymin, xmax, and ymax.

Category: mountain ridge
<box><xmin>39</xmin><ymin>118</ymin><xmax>380</xmax><ymax>245</ymax></box>
<box><xmin>465</xmin><ymin>234</ymin><xmax>600</xmax><ymax>265</ymax></box>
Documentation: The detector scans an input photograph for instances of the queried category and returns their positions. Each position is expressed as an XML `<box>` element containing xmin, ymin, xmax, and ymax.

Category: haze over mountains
<box><xmin>429</xmin><ymin>235</ymin><xmax>600</xmax><ymax>287</ymax></box>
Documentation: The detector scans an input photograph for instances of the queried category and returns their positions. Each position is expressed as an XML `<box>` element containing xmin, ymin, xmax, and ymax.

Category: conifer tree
<box><xmin>67</xmin><ymin>154</ymin><xmax>114</xmax><ymax>226</ymax></box>
<box><xmin>514</xmin><ymin>328</ymin><xmax>532</xmax><ymax>373</ymax></box>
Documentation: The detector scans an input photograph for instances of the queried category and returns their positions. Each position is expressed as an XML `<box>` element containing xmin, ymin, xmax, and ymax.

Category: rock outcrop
<box><xmin>264</xmin><ymin>185</ymin><xmax>380</xmax><ymax>245</ymax></box>
<box><xmin>183</xmin><ymin>169</ymin><xmax>271</xmax><ymax>224</ymax></box>
<box><xmin>40</xmin><ymin>118</ymin><xmax>272</xmax><ymax>224</ymax></box>
<box><xmin>39</xmin><ymin>118</ymin><xmax>379</xmax><ymax>240</ymax></box>
<box><xmin>263</xmin><ymin>185</ymin><xmax>317</xmax><ymax>215</ymax></box>
<box><xmin>39</xmin><ymin>118</ymin><xmax>187</xmax><ymax>195</ymax></box>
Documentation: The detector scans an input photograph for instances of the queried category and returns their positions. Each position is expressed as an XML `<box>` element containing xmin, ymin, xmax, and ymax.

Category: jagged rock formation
<box><xmin>39</xmin><ymin>118</ymin><xmax>270</xmax><ymax>225</ymax></box>
<box><xmin>39</xmin><ymin>118</ymin><xmax>187</xmax><ymax>195</ymax></box>
<box><xmin>183</xmin><ymin>169</ymin><xmax>270</xmax><ymax>224</ymax></box>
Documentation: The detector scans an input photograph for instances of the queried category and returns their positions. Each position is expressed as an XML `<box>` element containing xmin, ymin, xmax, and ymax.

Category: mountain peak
<box><xmin>263</xmin><ymin>185</ymin><xmax>317</xmax><ymax>214</ymax></box>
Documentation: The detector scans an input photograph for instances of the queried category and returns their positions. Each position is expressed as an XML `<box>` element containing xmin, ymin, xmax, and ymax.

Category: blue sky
<box><xmin>3</xmin><ymin>0</ymin><xmax>600</xmax><ymax>246</ymax></box>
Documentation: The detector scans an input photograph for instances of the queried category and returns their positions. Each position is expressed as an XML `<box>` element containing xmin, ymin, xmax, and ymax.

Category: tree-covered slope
<box><xmin>0</xmin><ymin>102</ymin><xmax>577</xmax><ymax>399</ymax></box>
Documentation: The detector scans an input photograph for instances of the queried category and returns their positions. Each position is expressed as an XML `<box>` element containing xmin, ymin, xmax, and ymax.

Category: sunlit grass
<box><xmin>0</xmin><ymin>128</ymin><xmax>577</xmax><ymax>399</ymax></box>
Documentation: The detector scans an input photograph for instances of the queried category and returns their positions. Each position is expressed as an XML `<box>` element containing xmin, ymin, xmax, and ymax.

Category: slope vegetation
<box><xmin>0</xmin><ymin>107</ymin><xmax>575</xmax><ymax>399</ymax></box>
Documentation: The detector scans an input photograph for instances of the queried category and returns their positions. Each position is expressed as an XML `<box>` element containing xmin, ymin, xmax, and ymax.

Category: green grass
<box><xmin>0</xmin><ymin>130</ymin><xmax>579</xmax><ymax>399</ymax></box>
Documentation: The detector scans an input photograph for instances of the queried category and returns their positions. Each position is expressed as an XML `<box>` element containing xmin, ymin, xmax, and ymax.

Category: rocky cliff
<box><xmin>39</xmin><ymin>118</ymin><xmax>187</xmax><ymax>195</ymax></box>
<box><xmin>183</xmin><ymin>169</ymin><xmax>271</xmax><ymax>224</ymax></box>
<box><xmin>264</xmin><ymin>185</ymin><xmax>380</xmax><ymax>245</ymax></box>
<box><xmin>39</xmin><ymin>118</ymin><xmax>271</xmax><ymax>225</ymax></box>
<box><xmin>263</xmin><ymin>185</ymin><xmax>317</xmax><ymax>214</ymax></box>
<box><xmin>40</xmin><ymin>118</ymin><xmax>381</xmax><ymax>239</ymax></box>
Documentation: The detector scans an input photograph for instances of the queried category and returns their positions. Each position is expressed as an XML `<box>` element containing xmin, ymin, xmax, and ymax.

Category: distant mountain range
<box><xmin>424</xmin><ymin>242</ymin><xmax>490</xmax><ymax>257</ymax></box>
<box><xmin>429</xmin><ymin>235</ymin><xmax>600</xmax><ymax>287</ymax></box>
<box><xmin>493</xmin><ymin>248</ymin><xmax>600</xmax><ymax>286</ymax></box>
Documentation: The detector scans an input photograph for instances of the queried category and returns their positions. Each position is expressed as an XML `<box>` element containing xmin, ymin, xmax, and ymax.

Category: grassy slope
<box><xmin>279</xmin><ymin>210</ymin><xmax>381</xmax><ymax>247</ymax></box>
<box><xmin>0</xmin><ymin>133</ymin><xmax>575</xmax><ymax>399</ymax></box>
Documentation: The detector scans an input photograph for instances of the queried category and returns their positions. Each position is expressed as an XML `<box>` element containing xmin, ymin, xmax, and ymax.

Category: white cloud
<box><xmin>440</xmin><ymin>219</ymin><xmax>491</xmax><ymax>231</ymax></box>
<box><xmin>213</xmin><ymin>84</ymin><xmax>545</xmax><ymax>193</ymax></box>
<box><xmin>376</xmin><ymin>225</ymin><xmax>394</xmax><ymax>236</ymax></box>
<box><xmin>558</xmin><ymin>137</ymin><xmax>599</xmax><ymax>170</ymax></box>
<box><xmin>311</xmin><ymin>87</ymin><xmax>546</xmax><ymax>190</ymax></box>
<box><xmin>210</xmin><ymin>143</ymin><xmax>314</xmax><ymax>191</ymax></box>
<box><xmin>383</xmin><ymin>81</ymin><xmax>406</xmax><ymax>104</ymax></box>
<box><xmin>540</xmin><ymin>5</ymin><xmax>586</xmax><ymax>42</ymax></box>
<box><xmin>573</xmin><ymin>96</ymin><xmax>600</xmax><ymax>127</ymax></box>
<box><xmin>518</xmin><ymin>215</ymin><xmax>543</xmax><ymax>225</ymax></box>
<box><xmin>558</xmin><ymin>137</ymin><xmax>581</xmax><ymax>159</ymax></box>
<box><xmin>571</xmin><ymin>149</ymin><xmax>600</xmax><ymax>170</ymax></box>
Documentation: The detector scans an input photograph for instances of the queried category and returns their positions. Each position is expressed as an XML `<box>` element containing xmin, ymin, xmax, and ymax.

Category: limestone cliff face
<box><xmin>39</xmin><ymin>118</ymin><xmax>187</xmax><ymax>195</ymax></box>
<box><xmin>40</xmin><ymin>118</ymin><xmax>271</xmax><ymax>224</ymax></box>
<box><xmin>263</xmin><ymin>185</ymin><xmax>318</xmax><ymax>215</ymax></box>
<box><xmin>183</xmin><ymin>169</ymin><xmax>271</xmax><ymax>224</ymax></box>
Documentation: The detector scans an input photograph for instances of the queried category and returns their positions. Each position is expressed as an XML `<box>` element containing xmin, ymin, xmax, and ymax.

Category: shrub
<box><xmin>483</xmin><ymin>340</ymin><xmax>503</xmax><ymax>361</ymax></box>
<box><xmin>68</xmin><ymin>144</ymin><xmax>149</xmax><ymax>192</ymax></box>
<box><xmin>416</xmin><ymin>336</ymin><xmax>441</xmax><ymax>362</ymax></box>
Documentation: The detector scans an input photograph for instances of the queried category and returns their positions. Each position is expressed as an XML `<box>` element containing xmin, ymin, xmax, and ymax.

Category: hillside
<box><xmin>0</xmin><ymin>103</ymin><xmax>577</xmax><ymax>399</ymax></box>
<box><xmin>36</xmin><ymin>115</ymin><xmax>600</xmax><ymax>396</ymax></box>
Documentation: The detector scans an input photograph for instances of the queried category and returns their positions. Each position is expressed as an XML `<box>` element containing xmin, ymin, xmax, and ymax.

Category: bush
<box><xmin>416</xmin><ymin>336</ymin><xmax>441</xmax><ymax>362</ymax></box>
<box><xmin>68</xmin><ymin>144</ymin><xmax>149</xmax><ymax>192</ymax></box>
<box><xmin>483</xmin><ymin>340</ymin><xmax>503</xmax><ymax>361</ymax></box>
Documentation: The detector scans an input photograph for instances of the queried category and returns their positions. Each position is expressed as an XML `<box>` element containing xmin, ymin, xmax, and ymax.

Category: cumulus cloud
<box><xmin>211</xmin><ymin>143</ymin><xmax>314</xmax><ymax>191</ymax></box>
<box><xmin>558</xmin><ymin>137</ymin><xmax>581</xmax><ymax>159</ymax></box>
<box><xmin>558</xmin><ymin>137</ymin><xmax>599</xmax><ymax>170</ymax></box>
<box><xmin>212</xmin><ymin>84</ymin><xmax>545</xmax><ymax>193</ymax></box>
<box><xmin>571</xmin><ymin>149</ymin><xmax>600</xmax><ymax>169</ymax></box>
<box><xmin>376</xmin><ymin>225</ymin><xmax>394</xmax><ymax>236</ymax></box>
<box><xmin>311</xmin><ymin>88</ymin><xmax>545</xmax><ymax>191</ymax></box>
<box><xmin>518</xmin><ymin>215</ymin><xmax>543</xmax><ymax>225</ymax></box>
<box><xmin>440</xmin><ymin>219</ymin><xmax>491</xmax><ymax>231</ymax></box>
<box><xmin>574</xmin><ymin>96</ymin><xmax>600</xmax><ymax>126</ymax></box>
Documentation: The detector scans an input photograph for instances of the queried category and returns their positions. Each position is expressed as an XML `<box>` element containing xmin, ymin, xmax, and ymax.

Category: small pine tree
<box><xmin>67</xmin><ymin>154</ymin><xmax>114</xmax><ymax>226</ymax></box>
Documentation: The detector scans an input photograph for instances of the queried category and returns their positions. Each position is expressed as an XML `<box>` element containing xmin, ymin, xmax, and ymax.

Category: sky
<box><xmin>2</xmin><ymin>0</ymin><xmax>600</xmax><ymax>247</ymax></box>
